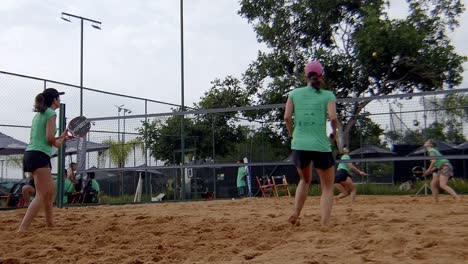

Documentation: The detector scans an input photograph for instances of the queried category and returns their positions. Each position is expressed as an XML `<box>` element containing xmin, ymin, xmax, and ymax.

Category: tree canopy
<box><xmin>239</xmin><ymin>0</ymin><xmax>466</xmax><ymax>146</ymax></box>
<box><xmin>138</xmin><ymin>0</ymin><xmax>466</xmax><ymax>164</ymax></box>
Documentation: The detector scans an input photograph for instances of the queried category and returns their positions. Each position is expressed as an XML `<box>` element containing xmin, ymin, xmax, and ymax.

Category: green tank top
<box><xmin>289</xmin><ymin>87</ymin><xmax>336</xmax><ymax>152</ymax></box>
<box><xmin>337</xmin><ymin>154</ymin><xmax>352</xmax><ymax>173</ymax></box>
<box><xmin>427</xmin><ymin>147</ymin><xmax>449</xmax><ymax>169</ymax></box>
<box><xmin>26</xmin><ymin>108</ymin><xmax>56</xmax><ymax>156</ymax></box>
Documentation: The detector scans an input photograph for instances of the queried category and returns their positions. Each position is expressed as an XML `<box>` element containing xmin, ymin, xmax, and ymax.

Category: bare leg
<box><xmin>430</xmin><ymin>175</ymin><xmax>439</xmax><ymax>203</ymax></box>
<box><xmin>316</xmin><ymin>166</ymin><xmax>335</xmax><ymax>226</ymax></box>
<box><xmin>335</xmin><ymin>183</ymin><xmax>349</xmax><ymax>200</ymax></box>
<box><xmin>439</xmin><ymin>175</ymin><xmax>461</xmax><ymax>202</ymax></box>
<box><xmin>18</xmin><ymin>168</ymin><xmax>53</xmax><ymax>232</ymax></box>
<box><xmin>289</xmin><ymin>163</ymin><xmax>312</xmax><ymax>225</ymax></box>
<box><xmin>44</xmin><ymin>183</ymin><xmax>56</xmax><ymax>227</ymax></box>
<box><xmin>343</xmin><ymin>178</ymin><xmax>357</xmax><ymax>203</ymax></box>
<box><xmin>22</xmin><ymin>185</ymin><xmax>35</xmax><ymax>207</ymax></box>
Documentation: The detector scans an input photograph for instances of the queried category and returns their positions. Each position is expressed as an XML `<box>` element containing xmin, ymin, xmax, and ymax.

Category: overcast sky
<box><xmin>0</xmin><ymin>0</ymin><xmax>466</xmax><ymax>179</ymax></box>
<box><xmin>0</xmin><ymin>0</ymin><xmax>467</xmax><ymax>125</ymax></box>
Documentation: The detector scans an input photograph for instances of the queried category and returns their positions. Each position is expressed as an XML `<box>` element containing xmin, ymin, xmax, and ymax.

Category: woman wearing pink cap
<box><xmin>284</xmin><ymin>61</ymin><xmax>338</xmax><ymax>226</ymax></box>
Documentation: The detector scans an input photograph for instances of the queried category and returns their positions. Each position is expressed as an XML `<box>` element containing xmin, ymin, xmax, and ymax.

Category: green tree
<box><xmin>138</xmin><ymin>77</ymin><xmax>250</xmax><ymax>165</ymax></box>
<box><xmin>217</xmin><ymin>123</ymin><xmax>289</xmax><ymax>163</ymax></box>
<box><xmin>101</xmin><ymin>138</ymin><xmax>143</xmax><ymax>168</ymax></box>
<box><xmin>239</xmin><ymin>0</ymin><xmax>466</xmax><ymax>147</ymax></box>
<box><xmin>385</xmin><ymin>120</ymin><xmax>464</xmax><ymax>146</ymax></box>
<box><xmin>101</xmin><ymin>138</ymin><xmax>143</xmax><ymax>195</ymax></box>
<box><xmin>348</xmin><ymin>113</ymin><xmax>386</xmax><ymax>150</ymax></box>
<box><xmin>425</xmin><ymin>93</ymin><xmax>467</xmax><ymax>143</ymax></box>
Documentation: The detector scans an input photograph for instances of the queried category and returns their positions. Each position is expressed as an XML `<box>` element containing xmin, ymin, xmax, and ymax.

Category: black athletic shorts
<box><xmin>293</xmin><ymin>150</ymin><xmax>335</xmax><ymax>170</ymax></box>
<box><xmin>23</xmin><ymin>150</ymin><xmax>52</xmax><ymax>174</ymax></box>
<box><xmin>335</xmin><ymin>169</ymin><xmax>351</xmax><ymax>183</ymax></box>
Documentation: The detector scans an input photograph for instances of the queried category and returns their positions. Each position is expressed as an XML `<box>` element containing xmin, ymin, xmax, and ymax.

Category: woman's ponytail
<box><xmin>33</xmin><ymin>93</ymin><xmax>47</xmax><ymax>112</ymax></box>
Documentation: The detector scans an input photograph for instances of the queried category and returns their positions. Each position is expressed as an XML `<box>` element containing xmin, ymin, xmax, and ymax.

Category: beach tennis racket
<box><xmin>65</xmin><ymin>116</ymin><xmax>91</xmax><ymax>140</ymax></box>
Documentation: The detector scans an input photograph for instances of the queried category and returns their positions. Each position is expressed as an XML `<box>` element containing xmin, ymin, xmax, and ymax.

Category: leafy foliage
<box><xmin>239</xmin><ymin>0</ymin><xmax>466</xmax><ymax>146</ymax></box>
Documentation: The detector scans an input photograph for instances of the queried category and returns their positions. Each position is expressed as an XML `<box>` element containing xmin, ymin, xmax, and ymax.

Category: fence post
<box><xmin>56</xmin><ymin>103</ymin><xmax>66</xmax><ymax>208</ymax></box>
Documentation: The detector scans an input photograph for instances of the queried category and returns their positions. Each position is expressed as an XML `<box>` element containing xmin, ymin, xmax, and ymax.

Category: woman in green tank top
<box><xmin>423</xmin><ymin>139</ymin><xmax>461</xmax><ymax>203</ymax></box>
<box><xmin>284</xmin><ymin>61</ymin><xmax>338</xmax><ymax>227</ymax></box>
<box><xmin>18</xmin><ymin>88</ymin><xmax>66</xmax><ymax>232</ymax></box>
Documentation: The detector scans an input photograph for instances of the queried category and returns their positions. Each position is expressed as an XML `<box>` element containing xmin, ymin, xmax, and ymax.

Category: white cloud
<box><xmin>0</xmin><ymin>0</ymin><xmax>466</xmax><ymax>122</ymax></box>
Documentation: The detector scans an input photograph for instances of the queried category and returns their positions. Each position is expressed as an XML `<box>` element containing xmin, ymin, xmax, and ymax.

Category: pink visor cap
<box><xmin>304</xmin><ymin>61</ymin><xmax>324</xmax><ymax>77</ymax></box>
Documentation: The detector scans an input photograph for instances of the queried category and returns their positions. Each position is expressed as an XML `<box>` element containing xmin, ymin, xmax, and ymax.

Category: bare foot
<box><xmin>319</xmin><ymin>226</ymin><xmax>330</xmax><ymax>232</ymax></box>
<box><xmin>17</xmin><ymin>228</ymin><xmax>28</xmax><ymax>233</ymax></box>
<box><xmin>334</xmin><ymin>198</ymin><xmax>340</xmax><ymax>204</ymax></box>
<box><xmin>288</xmin><ymin>214</ymin><xmax>300</xmax><ymax>226</ymax></box>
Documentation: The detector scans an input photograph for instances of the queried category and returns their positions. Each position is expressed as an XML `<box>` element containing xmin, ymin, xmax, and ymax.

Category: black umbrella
<box><xmin>456</xmin><ymin>142</ymin><xmax>468</xmax><ymax>150</ymax></box>
<box><xmin>0</xmin><ymin>132</ymin><xmax>28</xmax><ymax>155</ymax></box>
<box><xmin>349</xmin><ymin>144</ymin><xmax>397</xmax><ymax>158</ymax></box>
<box><xmin>408</xmin><ymin>141</ymin><xmax>458</xmax><ymax>156</ymax></box>
<box><xmin>51</xmin><ymin>139</ymin><xmax>109</xmax><ymax>157</ymax></box>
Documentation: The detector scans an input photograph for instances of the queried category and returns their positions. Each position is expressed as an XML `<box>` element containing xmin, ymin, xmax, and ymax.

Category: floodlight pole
<box><xmin>180</xmin><ymin>0</ymin><xmax>186</xmax><ymax>200</ymax></box>
<box><xmin>61</xmin><ymin>12</ymin><xmax>102</xmax><ymax>116</ymax></box>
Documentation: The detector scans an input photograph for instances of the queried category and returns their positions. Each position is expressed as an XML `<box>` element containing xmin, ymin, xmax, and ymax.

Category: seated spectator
<box><xmin>22</xmin><ymin>174</ymin><xmax>36</xmax><ymax>207</ymax></box>
<box><xmin>82</xmin><ymin>172</ymin><xmax>100</xmax><ymax>203</ymax></box>
<box><xmin>54</xmin><ymin>170</ymin><xmax>75</xmax><ymax>204</ymax></box>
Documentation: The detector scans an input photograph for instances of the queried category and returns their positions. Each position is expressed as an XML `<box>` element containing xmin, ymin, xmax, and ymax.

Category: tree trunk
<box><xmin>341</xmin><ymin>101</ymin><xmax>371</xmax><ymax>149</ymax></box>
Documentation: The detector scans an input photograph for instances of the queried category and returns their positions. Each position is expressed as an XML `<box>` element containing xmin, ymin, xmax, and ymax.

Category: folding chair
<box><xmin>271</xmin><ymin>175</ymin><xmax>291</xmax><ymax>197</ymax></box>
<box><xmin>0</xmin><ymin>194</ymin><xmax>11</xmax><ymax>207</ymax></box>
<box><xmin>0</xmin><ymin>193</ymin><xmax>25</xmax><ymax>207</ymax></box>
<box><xmin>256</xmin><ymin>176</ymin><xmax>276</xmax><ymax>198</ymax></box>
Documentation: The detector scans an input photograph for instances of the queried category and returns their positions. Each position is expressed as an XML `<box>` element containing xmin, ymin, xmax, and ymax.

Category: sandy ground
<box><xmin>1</xmin><ymin>195</ymin><xmax>468</xmax><ymax>264</ymax></box>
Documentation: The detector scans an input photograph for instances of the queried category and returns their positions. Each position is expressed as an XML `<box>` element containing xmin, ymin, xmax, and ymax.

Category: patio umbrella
<box><xmin>51</xmin><ymin>139</ymin><xmax>109</xmax><ymax>157</ymax></box>
<box><xmin>0</xmin><ymin>132</ymin><xmax>28</xmax><ymax>155</ymax></box>
<box><xmin>349</xmin><ymin>144</ymin><xmax>397</xmax><ymax>158</ymax></box>
<box><xmin>456</xmin><ymin>142</ymin><xmax>468</xmax><ymax>151</ymax></box>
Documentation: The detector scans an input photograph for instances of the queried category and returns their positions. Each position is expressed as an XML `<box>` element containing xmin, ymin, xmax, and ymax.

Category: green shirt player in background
<box><xmin>423</xmin><ymin>139</ymin><xmax>461</xmax><ymax>203</ymax></box>
<box><xmin>284</xmin><ymin>60</ymin><xmax>338</xmax><ymax>227</ymax></box>
<box><xmin>334</xmin><ymin>147</ymin><xmax>367</xmax><ymax>203</ymax></box>
<box><xmin>236</xmin><ymin>159</ymin><xmax>247</xmax><ymax>197</ymax></box>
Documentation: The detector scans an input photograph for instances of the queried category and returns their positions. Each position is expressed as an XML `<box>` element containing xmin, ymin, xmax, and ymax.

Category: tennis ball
<box><xmin>372</xmin><ymin>52</ymin><xmax>378</xmax><ymax>57</ymax></box>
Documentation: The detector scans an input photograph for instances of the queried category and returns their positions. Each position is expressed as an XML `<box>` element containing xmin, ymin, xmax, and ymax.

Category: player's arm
<box><xmin>425</xmin><ymin>152</ymin><xmax>437</xmax><ymax>175</ymax></box>
<box><xmin>349</xmin><ymin>163</ymin><xmax>367</xmax><ymax>176</ymax></box>
<box><xmin>46</xmin><ymin>115</ymin><xmax>64</xmax><ymax>148</ymax></box>
<box><xmin>327</xmin><ymin>101</ymin><xmax>338</xmax><ymax>141</ymax></box>
<box><xmin>284</xmin><ymin>98</ymin><xmax>294</xmax><ymax>138</ymax></box>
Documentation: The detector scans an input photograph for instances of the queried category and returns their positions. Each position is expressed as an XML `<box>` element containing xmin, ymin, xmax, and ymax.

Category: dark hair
<box><xmin>426</xmin><ymin>139</ymin><xmax>436</xmax><ymax>147</ymax></box>
<box><xmin>33</xmin><ymin>92</ymin><xmax>57</xmax><ymax>112</ymax></box>
<box><xmin>33</xmin><ymin>93</ymin><xmax>47</xmax><ymax>112</ymax></box>
<box><xmin>238</xmin><ymin>159</ymin><xmax>244</xmax><ymax>163</ymax></box>
<box><xmin>87</xmin><ymin>172</ymin><xmax>96</xmax><ymax>179</ymax></box>
<box><xmin>307</xmin><ymin>72</ymin><xmax>322</xmax><ymax>92</ymax></box>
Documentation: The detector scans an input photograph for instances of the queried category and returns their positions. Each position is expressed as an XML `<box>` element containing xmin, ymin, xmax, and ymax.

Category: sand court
<box><xmin>1</xmin><ymin>196</ymin><xmax>468</xmax><ymax>264</ymax></box>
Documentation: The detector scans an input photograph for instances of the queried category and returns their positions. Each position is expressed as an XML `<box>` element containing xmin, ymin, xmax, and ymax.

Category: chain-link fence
<box><xmin>1</xmin><ymin>70</ymin><xmax>468</xmax><ymax>207</ymax></box>
<box><xmin>82</xmin><ymin>88</ymin><xmax>468</xmax><ymax>202</ymax></box>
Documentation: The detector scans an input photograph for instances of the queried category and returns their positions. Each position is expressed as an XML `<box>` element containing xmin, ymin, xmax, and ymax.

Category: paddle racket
<box><xmin>65</xmin><ymin>116</ymin><xmax>91</xmax><ymax>140</ymax></box>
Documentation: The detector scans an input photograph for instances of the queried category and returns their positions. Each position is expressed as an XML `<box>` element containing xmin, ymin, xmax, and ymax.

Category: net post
<box><xmin>56</xmin><ymin>103</ymin><xmax>66</xmax><ymax>208</ymax></box>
